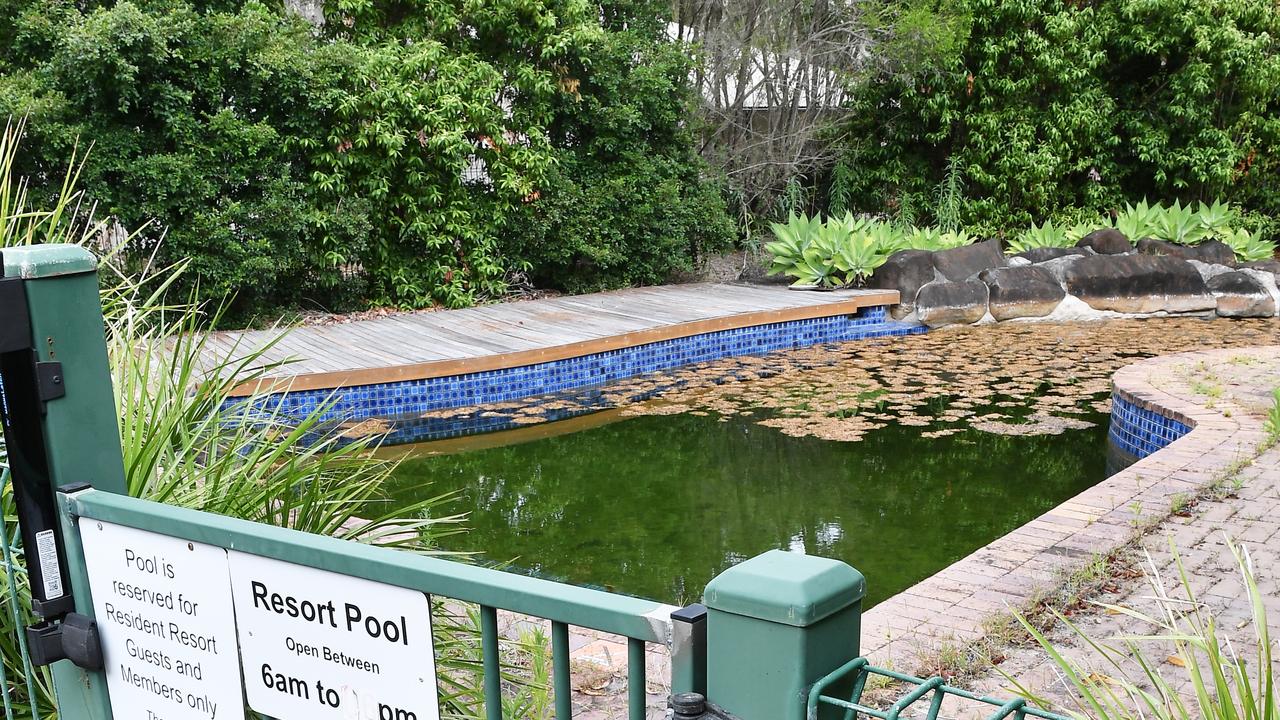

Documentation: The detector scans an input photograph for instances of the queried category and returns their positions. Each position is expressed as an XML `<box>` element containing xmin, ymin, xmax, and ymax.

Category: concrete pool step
<box><xmin>210</xmin><ymin>283</ymin><xmax>916</xmax><ymax>421</ymax></box>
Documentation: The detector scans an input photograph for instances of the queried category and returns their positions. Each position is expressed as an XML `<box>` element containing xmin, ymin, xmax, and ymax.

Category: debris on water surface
<box><xmin>381</xmin><ymin>318</ymin><xmax>1278</xmax><ymax>443</ymax></box>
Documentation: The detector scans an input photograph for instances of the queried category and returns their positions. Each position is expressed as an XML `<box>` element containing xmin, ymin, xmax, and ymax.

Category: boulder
<box><xmin>868</xmin><ymin>250</ymin><xmax>937</xmax><ymax>319</ymax></box>
<box><xmin>1014</xmin><ymin>246</ymin><xmax>1093</xmax><ymax>264</ymax></box>
<box><xmin>1061</xmin><ymin>255</ymin><xmax>1214</xmax><ymax>314</ymax></box>
<box><xmin>1207</xmin><ymin>271</ymin><xmax>1277</xmax><ymax>318</ymax></box>
<box><xmin>978</xmin><ymin>266</ymin><xmax>1066</xmax><ymax>320</ymax></box>
<box><xmin>932</xmin><ymin>239</ymin><xmax>1005</xmax><ymax>282</ymax></box>
<box><xmin>1186</xmin><ymin>259</ymin><xmax>1235</xmax><ymax>284</ymax></box>
<box><xmin>916</xmin><ymin>279</ymin><xmax>989</xmax><ymax>327</ymax></box>
<box><xmin>1241</xmin><ymin>260</ymin><xmax>1280</xmax><ymax>283</ymax></box>
<box><xmin>1136</xmin><ymin>238</ymin><xmax>1236</xmax><ymax>265</ymax></box>
<box><xmin>1076</xmin><ymin>228</ymin><xmax>1132</xmax><ymax>255</ymax></box>
<box><xmin>1037</xmin><ymin>254</ymin><xmax>1087</xmax><ymax>284</ymax></box>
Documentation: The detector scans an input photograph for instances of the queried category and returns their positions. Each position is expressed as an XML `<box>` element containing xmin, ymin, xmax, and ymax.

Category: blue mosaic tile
<box><xmin>235</xmin><ymin>305</ymin><xmax>924</xmax><ymax>425</ymax></box>
<box><xmin>1107</xmin><ymin>393</ymin><xmax>1192</xmax><ymax>459</ymax></box>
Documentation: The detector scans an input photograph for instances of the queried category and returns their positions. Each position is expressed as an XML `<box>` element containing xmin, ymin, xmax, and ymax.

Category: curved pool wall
<box><xmin>242</xmin><ymin>305</ymin><xmax>924</xmax><ymax>429</ymax></box>
<box><xmin>1108</xmin><ymin>388</ymin><xmax>1194</xmax><ymax>460</ymax></box>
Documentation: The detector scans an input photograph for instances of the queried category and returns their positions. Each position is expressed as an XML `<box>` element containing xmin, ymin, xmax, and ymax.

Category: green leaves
<box><xmin>1006</xmin><ymin>220</ymin><xmax>1074</xmax><ymax>254</ymax></box>
<box><xmin>836</xmin><ymin>0</ymin><xmax>1280</xmax><ymax>235</ymax></box>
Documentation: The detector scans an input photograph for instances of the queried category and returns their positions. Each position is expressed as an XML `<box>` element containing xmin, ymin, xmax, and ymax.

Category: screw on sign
<box><xmin>228</xmin><ymin>552</ymin><xmax>440</xmax><ymax>720</ymax></box>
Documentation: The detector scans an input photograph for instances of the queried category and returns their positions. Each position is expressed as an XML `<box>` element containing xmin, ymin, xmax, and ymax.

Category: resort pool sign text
<box><xmin>80</xmin><ymin>521</ymin><xmax>441</xmax><ymax>720</ymax></box>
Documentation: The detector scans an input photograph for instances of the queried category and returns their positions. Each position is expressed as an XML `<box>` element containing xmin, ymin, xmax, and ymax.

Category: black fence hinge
<box><xmin>26</xmin><ymin>614</ymin><xmax>104</xmax><ymax>670</ymax></box>
<box><xmin>36</xmin><ymin>361</ymin><xmax>65</xmax><ymax>404</ymax></box>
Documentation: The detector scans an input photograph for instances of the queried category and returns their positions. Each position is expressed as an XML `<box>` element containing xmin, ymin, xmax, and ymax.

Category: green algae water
<box><xmin>378</xmin><ymin>408</ymin><xmax>1109</xmax><ymax>607</ymax></box>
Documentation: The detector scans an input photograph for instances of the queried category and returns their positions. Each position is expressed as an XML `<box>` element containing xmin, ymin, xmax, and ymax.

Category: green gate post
<box><xmin>3</xmin><ymin>245</ymin><xmax>125</xmax><ymax>719</ymax></box>
<box><xmin>702</xmin><ymin>550</ymin><xmax>864</xmax><ymax>720</ymax></box>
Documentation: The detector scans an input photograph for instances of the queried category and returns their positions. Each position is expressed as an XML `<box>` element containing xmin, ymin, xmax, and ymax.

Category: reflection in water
<box><xmin>376</xmin><ymin>410</ymin><xmax>1110</xmax><ymax>607</ymax></box>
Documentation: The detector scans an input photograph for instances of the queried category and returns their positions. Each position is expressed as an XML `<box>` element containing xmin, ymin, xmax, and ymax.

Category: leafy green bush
<box><xmin>506</xmin><ymin>4</ymin><xmax>735</xmax><ymax>293</ymax></box>
<box><xmin>837</xmin><ymin>0</ymin><xmax>1280</xmax><ymax>232</ymax></box>
<box><xmin>0</xmin><ymin>0</ymin><xmax>731</xmax><ymax>316</ymax></box>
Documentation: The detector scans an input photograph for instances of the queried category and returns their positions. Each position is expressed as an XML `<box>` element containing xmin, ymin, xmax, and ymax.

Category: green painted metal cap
<box><xmin>703</xmin><ymin>550</ymin><xmax>866</xmax><ymax>627</ymax></box>
<box><xmin>2</xmin><ymin>245</ymin><xmax>97</xmax><ymax>279</ymax></box>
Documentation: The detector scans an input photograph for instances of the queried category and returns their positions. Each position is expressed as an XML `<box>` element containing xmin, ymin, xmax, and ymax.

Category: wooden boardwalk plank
<box><xmin>211</xmin><ymin>283</ymin><xmax>898</xmax><ymax>395</ymax></box>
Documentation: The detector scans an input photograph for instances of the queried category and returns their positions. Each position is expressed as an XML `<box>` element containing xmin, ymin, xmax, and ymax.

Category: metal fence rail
<box><xmin>61</xmin><ymin>486</ymin><xmax>677</xmax><ymax>720</ymax></box>
<box><xmin>807</xmin><ymin>658</ymin><xmax>1073</xmax><ymax>720</ymax></box>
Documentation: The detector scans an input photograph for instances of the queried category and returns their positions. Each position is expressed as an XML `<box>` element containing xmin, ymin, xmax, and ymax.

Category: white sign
<box><xmin>228</xmin><ymin>552</ymin><xmax>439</xmax><ymax>720</ymax></box>
<box><xmin>80</xmin><ymin>520</ymin><xmax>245</xmax><ymax>720</ymax></box>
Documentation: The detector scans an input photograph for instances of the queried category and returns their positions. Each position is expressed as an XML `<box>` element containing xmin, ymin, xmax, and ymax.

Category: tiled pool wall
<box><xmin>1108</xmin><ymin>389</ymin><xmax>1193</xmax><ymax>459</ymax></box>
<box><xmin>240</xmin><ymin>305</ymin><xmax>923</xmax><ymax>427</ymax></box>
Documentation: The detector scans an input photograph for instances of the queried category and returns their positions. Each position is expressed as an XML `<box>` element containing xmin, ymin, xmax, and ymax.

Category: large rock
<box><xmin>1014</xmin><ymin>247</ymin><xmax>1093</xmax><ymax>264</ymax></box>
<box><xmin>1241</xmin><ymin>260</ymin><xmax>1280</xmax><ymax>284</ymax></box>
<box><xmin>868</xmin><ymin>250</ymin><xmax>937</xmax><ymax>319</ymax></box>
<box><xmin>978</xmin><ymin>266</ymin><xmax>1067</xmax><ymax>320</ymax></box>
<box><xmin>1076</xmin><ymin>228</ymin><xmax>1131</xmax><ymax>255</ymax></box>
<box><xmin>1061</xmin><ymin>255</ymin><xmax>1214</xmax><ymax>314</ymax></box>
<box><xmin>1037</xmin><ymin>254</ymin><xmax>1087</xmax><ymax>284</ymax></box>
<box><xmin>1207</xmin><ymin>271</ymin><xmax>1277</xmax><ymax>318</ymax></box>
<box><xmin>1136</xmin><ymin>238</ymin><xmax>1236</xmax><ymax>265</ymax></box>
<box><xmin>932</xmin><ymin>239</ymin><xmax>1005</xmax><ymax>282</ymax></box>
<box><xmin>916</xmin><ymin>279</ymin><xmax>989</xmax><ymax>327</ymax></box>
<box><xmin>1186</xmin><ymin>259</ymin><xmax>1235</xmax><ymax>284</ymax></box>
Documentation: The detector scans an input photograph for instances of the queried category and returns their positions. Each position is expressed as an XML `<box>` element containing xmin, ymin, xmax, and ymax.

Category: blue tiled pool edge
<box><xmin>250</xmin><ymin>305</ymin><xmax>924</xmax><ymax>424</ymax></box>
<box><xmin>1108</xmin><ymin>389</ymin><xmax>1193</xmax><ymax>459</ymax></box>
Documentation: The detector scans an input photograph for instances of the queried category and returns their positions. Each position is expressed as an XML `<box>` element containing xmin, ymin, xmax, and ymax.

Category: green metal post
<box><xmin>3</xmin><ymin>245</ymin><xmax>124</xmax><ymax>720</ymax></box>
<box><xmin>702</xmin><ymin>550</ymin><xmax>865</xmax><ymax>720</ymax></box>
<box><xmin>3</xmin><ymin>245</ymin><xmax>126</xmax><ymax>496</ymax></box>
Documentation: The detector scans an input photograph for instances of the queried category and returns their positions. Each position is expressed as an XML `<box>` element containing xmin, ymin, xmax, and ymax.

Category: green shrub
<box><xmin>506</xmin><ymin>4</ymin><xmax>735</xmax><ymax>292</ymax></box>
<box><xmin>837</xmin><ymin>0</ymin><xmax>1280</xmax><ymax>232</ymax></box>
<box><xmin>0</xmin><ymin>0</ymin><xmax>729</xmax><ymax>316</ymax></box>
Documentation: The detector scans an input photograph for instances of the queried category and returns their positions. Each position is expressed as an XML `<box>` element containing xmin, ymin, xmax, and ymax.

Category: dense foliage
<box><xmin>835</xmin><ymin>0</ymin><xmax>1280</xmax><ymax>233</ymax></box>
<box><xmin>0</xmin><ymin>0</ymin><xmax>732</xmax><ymax>316</ymax></box>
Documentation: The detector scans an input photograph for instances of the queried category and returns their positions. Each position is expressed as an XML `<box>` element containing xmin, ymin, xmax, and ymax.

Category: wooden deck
<box><xmin>216</xmin><ymin>283</ymin><xmax>898</xmax><ymax>396</ymax></box>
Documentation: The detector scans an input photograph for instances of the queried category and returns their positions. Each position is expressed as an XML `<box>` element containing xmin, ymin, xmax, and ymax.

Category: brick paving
<box><xmin>940</xmin><ymin>347</ymin><xmax>1280</xmax><ymax>718</ymax></box>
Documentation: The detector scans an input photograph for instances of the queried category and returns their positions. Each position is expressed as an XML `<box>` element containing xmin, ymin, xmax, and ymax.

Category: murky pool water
<box><xmin>371</xmin><ymin>318</ymin><xmax>1279</xmax><ymax>606</ymax></box>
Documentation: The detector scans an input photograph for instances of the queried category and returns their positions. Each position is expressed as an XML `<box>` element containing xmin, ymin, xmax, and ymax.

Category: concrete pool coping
<box><xmin>859</xmin><ymin>344</ymin><xmax>1279</xmax><ymax>670</ymax></box>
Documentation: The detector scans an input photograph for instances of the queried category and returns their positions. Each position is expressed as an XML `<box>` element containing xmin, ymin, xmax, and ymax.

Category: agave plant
<box><xmin>1153</xmin><ymin>200</ymin><xmax>1209</xmax><ymax>245</ymax></box>
<box><xmin>765</xmin><ymin>213</ymin><xmax>822</xmax><ymax>277</ymax></box>
<box><xmin>936</xmin><ymin>229</ymin><xmax>974</xmax><ymax>250</ymax></box>
<box><xmin>1194</xmin><ymin>199</ymin><xmax>1236</xmax><ymax>239</ymax></box>
<box><xmin>1065</xmin><ymin>221</ymin><xmax>1105</xmax><ymax>245</ymax></box>
<box><xmin>834</xmin><ymin>228</ymin><xmax>889</xmax><ymax>284</ymax></box>
<box><xmin>1006</xmin><ymin>220</ymin><xmax>1074</xmax><ymax>254</ymax></box>
<box><xmin>905</xmin><ymin>226</ymin><xmax>944</xmax><ymax>251</ymax></box>
<box><xmin>1112</xmin><ymin>200</ymin><xmax>1161</xmax><ymax>241</ymax></box>
<box><xmin>866</xmin><ymin>220</ymin><xmax>909</xmax><ymax>255</ymax></box>
<box><xmin>1220</xmin><ymin>227</ymin><xmax>1278</xmax><ymax>262</ymax></box>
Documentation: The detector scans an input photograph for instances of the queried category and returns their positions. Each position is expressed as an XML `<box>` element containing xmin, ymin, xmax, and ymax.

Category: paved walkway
<box><xmin>946</xmin><ymin>348</ymin><xmax>1280</xmax><ymax>718</ymax></box>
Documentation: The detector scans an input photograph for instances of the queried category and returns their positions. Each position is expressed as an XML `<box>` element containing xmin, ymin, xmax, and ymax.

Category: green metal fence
<box><xmin>58</xmin><ymin>486</ymin><xmax>672</xmax><ymax>720</ymax></box>
<box><xmin>807</xmin><ymin>658</ymin><xmax>1072</xmax><ymax>720</ymax></box>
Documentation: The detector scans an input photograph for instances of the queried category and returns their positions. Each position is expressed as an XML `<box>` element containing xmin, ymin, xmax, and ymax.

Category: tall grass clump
<box><xmin>0</xmin><ymin>119</ymin><xmax>551</xmax><ymax>718</ymax></box>
<box><xmin>1008</xmin><ymin>538</ymin><xmax>1277</xmax><ymax>720</ymax></box>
